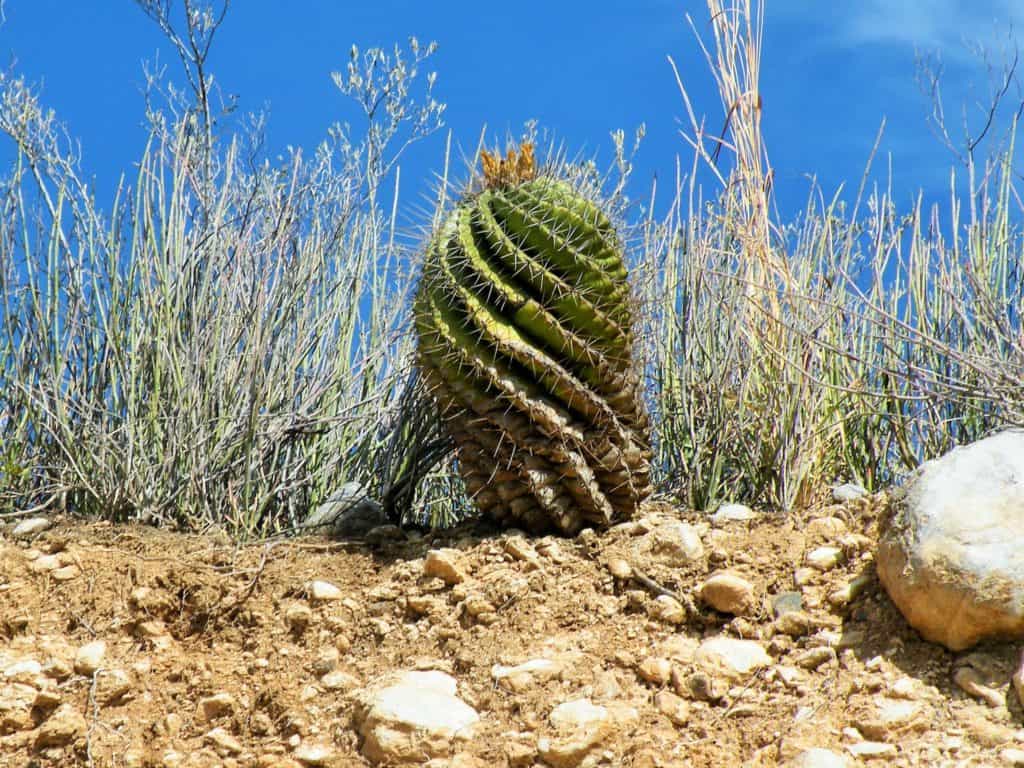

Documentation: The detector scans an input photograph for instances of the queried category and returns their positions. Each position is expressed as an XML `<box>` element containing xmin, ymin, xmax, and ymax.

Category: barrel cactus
<box><xmin>413</xmin><ymin>143</ymin><xmax>651</xmax><ymax>534</ymax></box>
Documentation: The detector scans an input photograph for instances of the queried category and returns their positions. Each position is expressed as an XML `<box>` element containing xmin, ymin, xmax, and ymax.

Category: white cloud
<box><xmin>772</xmin><ymin>0</ymin><xmax>1022</xmax><ymax>56</ymax></box>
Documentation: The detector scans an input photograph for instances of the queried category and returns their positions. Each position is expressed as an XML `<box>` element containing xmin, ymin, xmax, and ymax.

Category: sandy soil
<box><xmin>1</xmin><ymin>493</ymin><xmax>1022</xmax><ymax>767</ymax></box>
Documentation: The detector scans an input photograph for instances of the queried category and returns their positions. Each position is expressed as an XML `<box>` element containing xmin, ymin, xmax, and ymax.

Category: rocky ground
<box><xmin>2</xmin><ymin>493</ymin><xmax>1024</xmax><ymax>767</ymax></box>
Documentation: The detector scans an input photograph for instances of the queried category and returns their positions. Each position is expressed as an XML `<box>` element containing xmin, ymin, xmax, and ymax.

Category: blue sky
<box><xmin>1</xmin><ymin>1</ymin><xmax>1020</xmax><ymax>224</ymax></box>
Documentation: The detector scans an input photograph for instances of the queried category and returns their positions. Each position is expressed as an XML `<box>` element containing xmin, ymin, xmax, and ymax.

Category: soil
<box><xmin>1</xmin><ymin>493</ymin><xmax>1022</xmax><ymax>767</ymax></box>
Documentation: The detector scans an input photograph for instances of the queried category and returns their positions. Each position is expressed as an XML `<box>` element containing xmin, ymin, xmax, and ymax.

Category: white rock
<box><xmin>491</xmin><ymin>659</ymin><xmax>562</xmax><ymax>690</ymax></box>
<box><xmin>694</xmin><ymin>637</ymin><xmax>771</xmax><ymax>680</ymax></box>
<box><xmin>294</xmin><ymin>743</ymin><xmax>336</xmax><ymax>766</ymax></box>
<box><xmin>786</xmin><ymin>748</ymin><xmax>851</xmax><ymax>768</ymax></box>
<box><xmin>877</xmin><ymin>429</ymin><xmax>1024</xmax><ymax>650</ymax></box>
<box><xmin>320</xmin><ymin>670</ymin><xmax>360</xmax><ymax>692</ymax></box>
<box><xmin>0</xmin><ymin>682</ymin><xmax>37</xmax><ymax>732</ymax></box>
<box><xmin>353</xmin><ymin>670</ymin><xmax>479</xmax><ymax>764</ymax></box>
<box><xmin>638</xmin><ymin>522</ymin><xmax>704</xmax><ymax>565</ymax></box>
<box><xmin>550</xmin><ymin>699</ymin><xmax>608</xmax><ymax>731</ymax></box>
<box><xmin>846</xmin><ymin>741</ymin><xmax>896</xmax><ymax>758</ymax></box>
<box><xmin>307</xmin><ymin>580</ymin><xmax>343</xmax><ymax>602</ymax></box>
<box><xmin>74</xmin><ymin>640</ymin><xmax>107</xmax><ymax>676</ymax></box>
<box><xmin>11</xmin><ymin>517</ymin><xmax>53</xmax><ymax>538</ymax></box>
<box><xmin>806</xmin><ymin>547</ymin><xmax>843</xmax><ymax>571</ymax></box>
<box><xmin>700</xmin><ymin>572</ymin><xmax>756</xmax><ymax>616</ymax></box>
<box><xmin>832</xmin><ymin>483</ymin><xmax>868</xmax><ymax>503</ymax></box>
<box><xmin>710</xmin><ymin>503</ymin><xmax>756</xmax><ymax>525</ymax></box>
<box><xmin>1001</xmin><ymin>747</ymin><xmax>1024</xmax><ymax>766</ymax></box>
<box><xmin>3</xmin><ymin>659</ymin><xmax>42</xmax><ymax>683</ymax></box>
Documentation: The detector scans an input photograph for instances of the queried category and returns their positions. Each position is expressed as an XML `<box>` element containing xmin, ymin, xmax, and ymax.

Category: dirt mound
<box><xmin>1</xmin><ymin>495</ymin><xmax>1021</xmax><ymax>767</ymax></box>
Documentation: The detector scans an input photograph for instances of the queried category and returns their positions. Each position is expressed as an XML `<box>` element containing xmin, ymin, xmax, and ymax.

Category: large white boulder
<box><xmin>877</xmin><ymin>429</ymin><xmax>1024</xmax><ymax>650</ymax></box>
<box><xmin>352</xmin><ymin>670</ymin><xmax>479</xmax><ymax>764</ymax></box>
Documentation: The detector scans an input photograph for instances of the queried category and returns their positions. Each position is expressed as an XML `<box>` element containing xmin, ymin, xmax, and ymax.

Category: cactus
<box><xmin>413</xmin><ymin>143</ymin><xmax>651</xmax><ymax>534</ymax></box>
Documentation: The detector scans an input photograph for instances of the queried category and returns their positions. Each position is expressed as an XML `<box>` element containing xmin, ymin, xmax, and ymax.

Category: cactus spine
<box><xmin>414</xmin><ymin>144</ymin><xmax>651</xmax><ymax>534</ymax></box>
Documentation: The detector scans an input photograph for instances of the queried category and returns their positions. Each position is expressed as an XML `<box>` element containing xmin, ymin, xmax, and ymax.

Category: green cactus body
<box><xmin>415</xmin><ymin>171</ymin><xmax>652</xmax><ymax>534</ymax></box>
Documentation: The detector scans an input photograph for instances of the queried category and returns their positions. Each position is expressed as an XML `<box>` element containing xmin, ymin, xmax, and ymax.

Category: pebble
<box><xmin>205</xmin><ymin>726</ymin><xmax>243</xmax><ymax>756</ymax></box>
<box><xmin>806</xmin><ymin>547</ymin><xmax>844</xmax><ymax>571</ymax></box>
<box><xmin>710</xmin><ymin>503</ymin><xmax>756</xmax><ymax>525</ymax></box>
<box><xmin>786</xmin><ymin>747</ymin><xmax>850</xmax><ymax>768</ymax></box>
<box><xmin>694</xmin><ymin>637</ymin><xmax>771</xmax><ymax>680</ymax></box>
<box><xmin>699</xmin><ymin>572</ymin><xmax>756</xmax><ymax>616</ymax></box>
<box><xmin>641</xmin><ymin>522</ymin><xmax>705</xmax><ymax>565</ymax></box>
<box><xmin>95</xmin><ymin>668</ymin><xmax>132</xmax><ymax>704</ymax></box>
<box><xmin>424</xmin><ymin>549</ymin><xmax>467</xmax><ymax>585</ymax></box>
<box><xmin>35</xmin><ymin>703</ymin><xmax>85</xmax><ymax>747</ymax></box>
<box><xmin>846</xmin><ymin>741</ymin><xmax>896</xmax><ymax>758</ymax></box>
<box><xmin>293</xmin><ymin>743</ymin><xmax>335</xmax><ymax>766</ymax></box>
<box><xmin>795</xmin><ymin>647</ymin><xmax>836</xmax><ymax>670</ymax></box>
<box><xmin>648</xmin><ymin>595</ymin><xmax>687</xmax><ymax>625</ymax></box>
<box><xmin>307</xmin><ymin>580</ymin><xmax>343</xmax><ymax>602</ymax></box>
<box><xmin>51</xmin><ymin>565</ymin><xmax>80</xmax><ymax>581</ymax></box>
<box><xmin>319</xmin><ymin>670</ymin><xmax>360</xmax><ymax>692</ymax></box>
<box><xmin>198</xmin><ymin>692</ymin><xmax>236</xmax><ymax>722</ymax></box>
<box><xmin>772</xmin><ymin>591</ymin><xmax>804</xmax><ymax>617</ymax></box>
<box><xmin>1001</xmin><ymin>747</ymin><xmax>1024</xmax><ymax>765</ymax></box>
<box><xmin>953</xmin><ymin>666</ymin><xmax>1004</xmax><ymax>707</ymax></box>
<box><xmin>492</xmin><ymin>659</ymin><xmax>562</xmax><ymax>691</ymax></box>
<box><xmin>637</xmin><ymin>657</ymin><xmax>672</xmax><ymax>685</ymax></box>
<box><xmin>606</xmin><ymin>558</ymin><xmax>632</xmax><ymax>580</ymax></box>
<box><xmin>285</xmin><ymin>603</ymin><xmax>314</xmax><ymax>634</ymax></box>
<box><xmin>653</xmin><ymin>690</ymin><xmax>689</xmax><ymax>725</ymax></box>
<box><xmin>774</xmin><ymin>611</ymin><xmax>814</xmax><ymax>638</ymax></box>
<box><xmin>11</xmin><ymin>517</ymin><xmax>53</xmax><ymax>538</ymax></box>
<box><xmin>74</xmin><ymin>640</ymin><xmax>107</xmax><ymax>676</ymax></box>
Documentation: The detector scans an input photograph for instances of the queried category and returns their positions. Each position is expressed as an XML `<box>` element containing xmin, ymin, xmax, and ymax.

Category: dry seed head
<box><xmin>480</xmin><ymin>142</ymin><xmax>536</xmax><ymax>189</ymax></box>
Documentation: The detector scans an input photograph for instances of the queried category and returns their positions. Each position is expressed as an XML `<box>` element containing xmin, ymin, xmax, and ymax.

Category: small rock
<box><xmin>953</xmin><ymin>666</ymin><xmax>1004</xmax><ymax>707</ymax></box>
<box><xmin>285</xmin><ymin>603</ymin><xmax>314</xmax><ymax>634</ymax></box>
<box><xmin>675</xmin><ymin>669</ymin><xmax>726</xmax><ymax>702</ymax></box>
<box><xmin>856</xmin><ymin>697</ymin><xmax>926</xmax><ymax>739</ymax></box>
<box><xmin>307</xmin><ymin>580</ymin><xmax>343</xmax><ymax>602</ymax></box>
<box><xmin>41</xmin><ymin>658</ymin><xmax>73</xmax><ymax>681</ymax></box>
<box><xmin>304</xmin><ymin>482</ymin><xmax>383</xmax><ymax>537</ymax></box>
<box><xmin>504</xmin><ymin>536</ymin><xmax>542</xmax><ymax>568</ymax></box>
<box><xmin>795</xmin><ymin>647</ymin><xmax>836</xmax><ymax>670</ymax></box>
<box><xmin>699</xmin><ymin>572</ymin><xmax>756</xmax><ymax>616</ymax></box>
<box><xmin>710</xmin><ymin>503</ymin><xmax>756</xmax><ymax>525</ymax></box>
<box><xmin>648</xmin><ymin>595</ymin><xmax>687</xmax><ymax>625</ymax></box>
<box><xmin>28</xmin><ymin>553</ymin><xmax>63</xmax><ymax>573</ymax></box>
<box><xmin>833</xmin><ymin>483</ymin><xmax>868</xmax><ymax>502</ymax></box>
<box><xmin>492</xmin><ymin>659</ymin><xmax>562</xmax><ymax>691</ymax></box>
<box><xmin>606</xmin><ymin>558</ymin><xmax>632</xmax><ymax>580</ymax></box>
<box><xmin>806</xmin><ymin>547</ymin><xmax>843</xmax><ymax>571</ymax></box>
<box><xmin>771</xmin><ymin>591</ymin><xmax>804</xmax><ymax>617</ymax></box>
<box><xmin>0</xmin><ymin>682</ymin><xmax>37</xmax><ymax>732</ymax></box>
<box><xmin>828</xmin><ymin>574</ymin><xmax>871</xmax><ymax>607</ymax></box>
<box><xmin>775</xmin><ymin>611</ymin><xmax>814</xmax><ymax>638</ymax></box>
<box><xmin>793</xmin><ymin>568</ymin><xmax>817</xmax><ymax>586</ymax></box>
<box><xmin>35</xmin><ymin>703</ymin><xmax>85</xmax><ymax>747</ymax></box>
<box><xmin>11</xmin><ymin>517</ymin><xmax>53</xmax><ymax>538</ymax></box>
<box><xmin>51</xmin><ymin>565</ymin><xmax>80</xmax><ymax>581</ymax></box>
<box><xmin>653</xmin><ymin>690</ymin><xmax>689</xmax><ymax>725</ymax></box>
<box><xmin>424</xmin><ymin>549</ymin><xmax>467</xmax><ymax>585</ymax></box>
<box><xmin>74</xmin><ymin>640</ymin><xmax>107</xmax><ymax>676</ymax></box>
<box><xmin>639</xmin><ymin>522</ymin><xmax>704</xmax><ymax>565</ymax></box>
<box><xmin>637</xmin><ymin>657</ymin><xmax>672</xmax><ymax>686</ymax></box>
<box><xmin>694</xmin><ymin>637</ymin><xmax>771</xmax><ymax>680</ymax></box>
<box><xmin>205</xmin><ymin>726</ymin><xmax>243</xmax><ymax>756</ymax></box>
<box><xmin>846</xmin><ymin>741</ymin><xmax>896</xmax><ymax>758</ymax></box>
<box><xmin>786</xmin><ymin>748</ymin><xmax>850</xmax><ymax>768</ymax></box>
<box><xmin>1001</xmin><ymin>747</ymin><xmax>1024</xmax><ymax>766</ymax></box>
<box><xmin>320</xmin><ymin>670</ymin><xmax>360</xmax><ymax>692</ymax></box>
<box><xmin>539</xmin><ymin>699</ymin><xmax>613</xmax><ymax>768</ymax></box>
<box><xmin>198</xmin><ymin>693</ymin><xmax>236</xmax><ymax>722</ymax></box>
<box><xmin>95</xmin><ymin>668</ymin><xmax>132</xmax><ymax>704</ymax></box>
<box><xmin>805</xmin><ymin>516</ymin><xmax>849</xmax><ymax>540</ymax></box>
<box><xmin>3</xmin><ymin>659</ymin><xmax>42</xmax><ymax>683</ymax></box>
<box><xmin>294</xmin><ymin>743</ymin><xmax>334</xmax><ymax>766</ymax></box>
